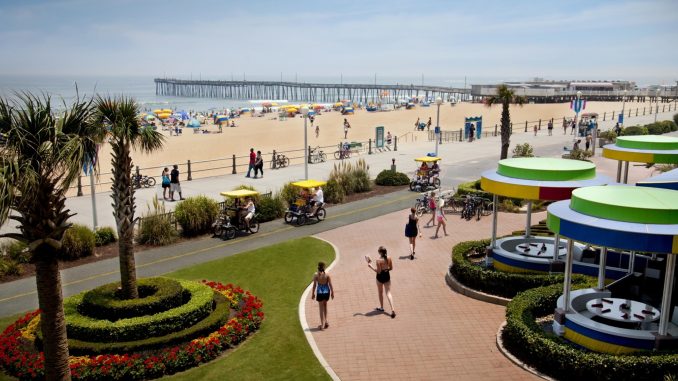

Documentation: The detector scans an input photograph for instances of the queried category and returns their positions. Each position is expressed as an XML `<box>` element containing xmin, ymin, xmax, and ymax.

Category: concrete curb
<box><xmin>495</xmin><ymin>321</ymin><xmax>555</xmax><ymax>381</ymax></box>
<box><xmin>444</xmin><ymin>269</ymin><xmax>511</xmax><ymax>306</ymax></box>
<box><xmin>298</xmin><ymin>236</ymin><xmax>341</xmax><ymax>381</ymax></box>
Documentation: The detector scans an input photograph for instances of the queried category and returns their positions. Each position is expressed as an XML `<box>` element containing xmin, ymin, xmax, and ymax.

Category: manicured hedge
<box><xmin>621</xmin><ymin>125</ymin><xmax>649</xmax><ymax>136</ymax></box>
<box><xmin>66</xmin><ymin>292</ymin><xmax>232</xmax><ymax>355</ymax></box>
<box><xmin>503</xmin><ymin>284</ymin><xmax>678</xmax><ymax>380</ymax></box>
<box><xmin>61</xmin><ymin>224</ymin><xmax>96</xmax><ymax>261</ymax></box>
<box><xmin>375</xmin><ymin>169</ymin><xmax>410</xmax><ymax>186</ymax></box>
<box><xmin>450</xmin><ymin>239</ymin><xmax>588</xmax><ymax>298</ymax></box>
<box><xmin>65</xmin><ymin>280</ymin><xmax>214</xmax><ymax>342</ymax></box>
<box><xmin>79</xmin><ymin>277</ymin><xmax>186</xmax><ymax>321</ymax></box>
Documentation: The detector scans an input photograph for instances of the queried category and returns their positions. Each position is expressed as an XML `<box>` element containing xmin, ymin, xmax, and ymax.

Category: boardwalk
<box><xmin>306</xmin><ymin>208</ymin><xmax>544</xmax><ymax>381</ymax></box>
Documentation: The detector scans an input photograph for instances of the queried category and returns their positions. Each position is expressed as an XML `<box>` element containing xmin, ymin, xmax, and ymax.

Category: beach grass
<box><xmin>0</xmin><ymin>236</ymin><xmax>334</xmax><ymax>381</ymax></box>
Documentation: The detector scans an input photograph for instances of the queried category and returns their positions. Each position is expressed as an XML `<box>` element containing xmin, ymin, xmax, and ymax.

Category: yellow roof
<box><xmin>220</xmin><ymin>189</ymin><xmax>260</xmax><ymax>198</ymax></box>
<box><xmin>414</xmin><ymin>156</ymin><xmax>441</xmax><ymax>162</ymax></box>
<box><xmin>291</xmin><ymin>180</ymin><xmax>327</xmax><ymax>189</ymax></box>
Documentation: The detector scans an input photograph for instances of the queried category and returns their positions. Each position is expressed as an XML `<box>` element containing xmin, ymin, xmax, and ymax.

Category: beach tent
<box><xmin>174</xmin><ymin>111</ymin><xmax>190</xmax><ymax>120</ymax></box>
<box><xmin>215</xmin><ymin>115</ymin><xmax>229</xmax><ymax>124</ymax></box>
<box><xmin>187</xmin><ymin>119</ymin><xmax>201</xmax><ymax>128</ymax></box>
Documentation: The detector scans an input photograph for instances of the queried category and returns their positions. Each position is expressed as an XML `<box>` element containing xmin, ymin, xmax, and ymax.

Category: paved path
<box><xmin>306</xmin><ymin>209</ymin><xmax>545</xmax><ymax>381</ymax></box>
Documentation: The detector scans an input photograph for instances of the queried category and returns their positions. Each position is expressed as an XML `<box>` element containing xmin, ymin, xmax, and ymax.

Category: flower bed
<box><xmin>0</xmin><ymin>280</ymin><xmax>264</xmax><ymax>380</ymax></box>
<box><xmin>503</xmin><ymin>284</ymin><xmax>678</xmax><ymax>380</ymax></box>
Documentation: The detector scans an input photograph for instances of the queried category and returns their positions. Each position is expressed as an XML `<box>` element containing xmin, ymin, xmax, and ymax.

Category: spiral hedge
<box><xmin>0</xmin><ymin>279</ymin><xmax>264</xmax><ymax>380</ymax></box>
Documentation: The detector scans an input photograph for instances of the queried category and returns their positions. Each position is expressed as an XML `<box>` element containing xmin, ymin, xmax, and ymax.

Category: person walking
<box><xmin>425</xmin><ymin>191</ymin><xmax>437</xmax><ymax>227</ymax></box>
<box><xmin>315</xmin><ymin>124</ymin><xmax>320</xmax><ymax>138</ymax></box>
<box><xmin>570</xmin><ymin>120</ymin><xmax>576</xmax><ymax>135</ymax></box>
<box><xmin>433</xmin><ymin>199</ymin><xmax>448</xmax><ymax>238</ymax></box>
<box><xmin>366</xmin><ymin>246</ymin><xmax>396</xmax><ymax>318</ymax></box>
<box><xmin>547</xmin><ymin>120</ymin><xmax>553</xmax><ymax>136</ymax></box>
<box><xmin>160</xmin><ymin>167</ymin><xmax>171</xmax><ymax>200</ymax></box>
<box><xmin>246</xmin><ymin>148</ymin><xmax>256</xmax><ymax>178</ymax></box>
<box><xmin>414</xmin><ymin>117</ymin><xmax>420</xmax><ymax>131</ymax></box>
<box><xmin>533</xmin><ymin>125</ymin><xmax>538</xmax><ymax>136</ymax></box>
<box><xmin>404</xmin><ymin>207</ymin><xmax>421</xmax><ymax>260</ymax></box>
<box><xmin>254</xmin><ymin>150</ymin><xmax>264</xmax><ymax>178</ymax></box>
<box><xmin>343</xmin><ymin>118</ymin><xmax>351</xmax><ymax>139</ymax></box>
<box><xmin>563</xmin><ymin>118</ymin><xmax>568</xmax><ymax>135</ymax></box>
<box><xmin>169</xmin><ymin>164</ymin><xmax>184</xmax><ymax>201</ymax></box>
<box><xmin>585</xmin><ymin>134</ymin><xmax>592</xmax><ymax>151</ymax></box>
<box><xmin>312</xmin><ymin>262</ymin><xmax>334</xmax><ymax>330</ymax></box>
<box><xmin>426</xmin><ymin>117</ymin><xmax>432</xmax><ymax>131</ymax></box>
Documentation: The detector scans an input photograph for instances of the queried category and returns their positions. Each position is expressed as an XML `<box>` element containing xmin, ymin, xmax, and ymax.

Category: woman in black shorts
<box><xmin>367</xmin><ymin>246</ymin><xmax>395</xmax><ymax>318</ymax></box>
<box><xmin>405</xmin><ymin>207</ymin><xmax>421</xmax><ymax>260</ymax></box>
<box><xmin>312</xmin><ymin>262</ymin><xmax>334</xmax><ymax>330</ymax></box>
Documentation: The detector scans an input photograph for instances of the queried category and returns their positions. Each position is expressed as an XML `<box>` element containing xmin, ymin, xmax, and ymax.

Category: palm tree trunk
<box><xmin>112</xmin><ymin>140</ymin><xmax>138</xmax><ymax>299</ymax></box>
<box><xmin>500</xmin><ymin>102</ymin><xmax>512</xmax><ymax>159</ymax></box>
<box><xmin>35</xmin><ymin>255</ymin><xmax>71</xmax><ymax>381</ymax></box>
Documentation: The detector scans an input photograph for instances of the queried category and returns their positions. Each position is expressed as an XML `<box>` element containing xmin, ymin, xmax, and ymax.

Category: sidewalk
<box><xmin>307</xmin><ymin>208</ymin><xmax>545</xmax><ymax>381</ymax></box>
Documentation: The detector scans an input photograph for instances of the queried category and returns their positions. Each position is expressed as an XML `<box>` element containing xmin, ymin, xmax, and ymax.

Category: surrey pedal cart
<box><xmin>212</xmin><ymin>189</ymin><xmax>260</xmax><ymax>240</ymax></box>
<box><xmin>410</xmin><ymin>156</ymin><xmax>441</xmax><ymax>191</ymax></box>
<box><xmin>284</xmin><ymin>180</ymin><xmax>327</xmax><ymax>225</ymax></box>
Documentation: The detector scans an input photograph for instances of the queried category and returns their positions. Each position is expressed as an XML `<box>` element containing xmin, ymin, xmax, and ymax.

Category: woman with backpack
<box><xmin>312</xmin><ymin>262</ymin><xmax>334</xmax><ymax>330</ymax></box>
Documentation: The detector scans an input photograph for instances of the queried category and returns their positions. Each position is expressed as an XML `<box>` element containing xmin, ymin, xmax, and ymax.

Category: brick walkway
<box><xmin>306</xmin><ymin>208</ymin><xmax>545</xmax><ymax>381</ymax></box>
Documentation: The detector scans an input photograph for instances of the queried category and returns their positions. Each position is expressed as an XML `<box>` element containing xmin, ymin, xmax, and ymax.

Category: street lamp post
<box><xmin>435</xmin><ymin>97</ymin><xmax>442</xmax><ymax>155</ymax></box>
<box><xmin>301</xmin><ymin>106</ymin><xmax>309</xmax><ymax>180</ymax></box>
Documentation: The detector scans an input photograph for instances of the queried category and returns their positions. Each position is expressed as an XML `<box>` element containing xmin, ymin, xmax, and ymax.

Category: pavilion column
<box><xmin>628</xmin><ymin>251</ymin><xmax>636</xmax><ymax>274</ymax></box>
<box><xmin>658</xmin><ymin>254</ymin><xmax>676</xmax><ymax>336</ymax></box>
<box><xmin>623</xmin><ymin>161</ymin><xmax>630</xmax><ymax>184</ymax></box>
<box><xmin>597</xmin><ymin>247</ymin><xmax>608</xmax><ymax>290</ymax></box>
<box><xmin>616</xmin><ymin>161</ymin><xmax>622</xmax><ymax>183</ymax></box>
<box><xmin>553</xmin><ymin>233</ymin><xmax>560</xmax><ymax>261</ymax></box>
<box><xmin>525</xmin><ymin>201</ymin><xmax>533</xmax><ymax>238</ymax></box>
<box><xmin>490</xmin><ymin>194</ymin><xmax>498</xmax><ymax>248</ymax></box>
<box><xmin>563</xmin><ymin>239</ymin><xmax>575</xmax><ymax>312</ymax></box>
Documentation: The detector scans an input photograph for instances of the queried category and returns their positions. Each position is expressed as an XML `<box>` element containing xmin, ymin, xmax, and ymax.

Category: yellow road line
<box><xmin>0</xmin><ymin>192</ymin><xmax>413</xmax><ymax>305</ymax></box>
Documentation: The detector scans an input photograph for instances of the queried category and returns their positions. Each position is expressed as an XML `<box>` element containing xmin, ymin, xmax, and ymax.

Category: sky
<box><xmin>0</xmin><ymin>0</ymin><xmax>677</xmax><ymax>84</ymax></box>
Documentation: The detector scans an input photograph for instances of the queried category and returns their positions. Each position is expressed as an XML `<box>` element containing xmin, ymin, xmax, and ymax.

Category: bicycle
<box><xmin>271</xmin><ymin>153</ymin><xmax>289</xmax><ymax>169</ymax></box>
<box><xmin>333</xmin><ymin>148</ymin><xmax>351</xmax><ymax>160</ymax></box>
<box><xmin>414</xmin><ymin>193</ymin><xmax>433</xmax><ymax>217</ymax></box>
<box><xmin>309</xmin><ymin>146</ymin><xmax>327</xmax><ymax>163</ymax></box>
<box><xmin>459</xmin><ymin>195</ymin><xmax>493</xmax><ymax>221</ymax></box>
<box><xmin>133</xmin><ymin>174</ymin><xmax>156</xmax><ymax>189</ymax></box>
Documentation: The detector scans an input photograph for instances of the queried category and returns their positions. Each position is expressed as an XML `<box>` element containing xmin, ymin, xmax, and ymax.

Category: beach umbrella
<box><xmin>271</xmin><ymin>102</ymin><xmax>279</xmax><ymax>106</ymax></box>
<box><xmin>262</xmin><ymin>102</ymin><xmax>273</xmax><ymax>107</ymax></box>
<box><xmin>157</xmin><ymin>112</ymin><xmax>171</xmax><ymax>119</ymax></box>
<box><xmin>215</xmin><ymin>115</ymin><xmax>229</xmax><ymax>123</ymax></box>
<box><xmin>161</xmin><ymin>108</ymin><xmax>172</xmax><ymax>113</ymax></box>
<box><xmin>174</xmin><ymin>111</ymin><xmax>190</xmax><ymax>120</ymax></box>
<box><xmin>187</xmin><ymin>119</ymin><xmax>201</xmax><ymax>128</ymax></box>
<box><xmin>143</xmin><ymin>114</ymin><xmax>156</xmax><ymax>121</ymax></box>
<box><xmin>153</xmin><ymin>109</ymin><xmax>163</xmax><ymax>114</ymax></box>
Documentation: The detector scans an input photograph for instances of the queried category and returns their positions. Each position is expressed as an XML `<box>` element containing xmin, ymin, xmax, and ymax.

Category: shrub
<box><xmin>278</xmin><ymin>182</ymin><xmax>299</xmax><ymax>207</ymax></box>
<box><xmin>598</xmin><ymin>129</ymin><xmax>617</xmax><ymax>140</ymax></box>
<box><xmin>61</xmin><ymin>224</ymin><xmax>96</xmax><ymax>261</ymax></box>
<box><xmin>655</xmin><ymin>164</ymin><xmax>678</xmax><ymax>173</ymax></box>
<box><xmin>174</xmin><ymin>195</ymin><xmax>220</xmax><ymax>236</ymax></box>
<box><xmin>136</xmin><ymin>197</ymin><xmax>178</xmax><ymax>246</ymax></box>
<box><xmin>450</xmin><ymin>239</ymin><xmax>589</xmax><ymax>298</ymax></box>
<box><xmin>503</xmin><ymin>284</ymin><xmax>678</xmax><ymax>381</ymax></box>
<box><xmin>456</xmin><ymin>179</ymin><xmax>491</xmax><ymax>198</ymax></box>
<box><xmin>257</xmin><ymin>194</ymin><xmax>285</xmax><ymax>222</ymax></box>
<box><xmin>568</xmin><ymin>148</ymin><xmax>593</xmax><ymax>161</ymax></box>
<box><xmin>375</xmin><ymin>170</ymin><xmax>410</xmax><ymax>186</ymax></box>
<box><xmin>647</xmin><ymin>122</ymin><xmax>667</xmax><ymax>135</ymax></box>
<box><xmin>67</xmin><ymin>292</ymin><xmax>231</xmax><ymax>355</ymax></box>
<box><xmin>621</xmin><ymin>125</ymin><xmax>649</xmax><ymax>136</ymax></box>
<box><xmin>0</xmin><ymin>257</ymin><xmax>22</xmax><ymax>277</ymax></box>
<box><xmin>674</xmin><ymin>113</ymin><xmax>678</xmax><ymax>127</ymax></box>
<box><xmin>94</xmin><ymin>227</ymin><xmax>117</xmax><ymax>247</ymax></box>
<box><xmin>64</xmin><ymin>280</ymin><xmax>215</xmax><ymax>342</ymax></box>
<box><xmin>512</xmin><ymin>142</ymin><xmax>534</xmax><ymax>158</ymax></box>
<box><xmin>79</xmin><ymin>277</ymin><xmax>186</xmax><ymax>321</ymax></box>
<box><xmin>328</xmin><ymin>159</ymin><xmax>371</xmax><ymax>195</ymax></box>
<box><xmin>1</xmin><ymin>240</ymin><xmax>29</xmax><ymax>264</ymax></box>
<box><xmin>352</xmin><ymin>159</ymin><xmax>372</xmax><ymax>193</ymax></box>
<box><xmin>499</xmin><ymin>198</ymin><xmax>520</xmax><ymax>212</ymax></box>
<box><xmin>324</xmin><ymin>179</ymin><xmax>345</xmax><ymax>204</ymax></box>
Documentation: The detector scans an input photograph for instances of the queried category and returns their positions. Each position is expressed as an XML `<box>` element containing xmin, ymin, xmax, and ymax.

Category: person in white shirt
<box><xmin>243</xmin><ymin>197</ymin><xmax>255</xmax><ymax>229</ymax></box>
<box><xmin>311</xmin><ymin>187</ymin><xmax>324</xmax><ymax>214</ymax></box>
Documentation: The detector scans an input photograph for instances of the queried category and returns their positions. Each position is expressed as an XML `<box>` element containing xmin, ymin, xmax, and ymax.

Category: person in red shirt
<box><xmin>246</xmin><ymin>148</ymin><xmax>256</xmax><ymax>178</ymax></box>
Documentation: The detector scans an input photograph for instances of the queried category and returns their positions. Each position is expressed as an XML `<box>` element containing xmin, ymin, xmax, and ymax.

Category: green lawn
<box><xmin>0</xmin><ymin>236</ymin><xmax>335</xmax><ymax>381</ymax></box>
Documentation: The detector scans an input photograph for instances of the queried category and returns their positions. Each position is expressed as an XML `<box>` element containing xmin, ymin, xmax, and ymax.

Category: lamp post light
<box><xmin>301</xmin><ymin>106</ymin><xmax>309</xmax><ymax>180</ymax></box>
<box><xmin>435</xmin><ymin>97</ymin><xmax>443</xmax><ymax>155</ymax></box>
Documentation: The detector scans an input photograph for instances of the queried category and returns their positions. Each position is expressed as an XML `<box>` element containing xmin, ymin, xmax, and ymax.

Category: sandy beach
<box><xmin>85</xmin><ymin>100</ymin><xmax>659</xmax><ymax>193</ymax></box>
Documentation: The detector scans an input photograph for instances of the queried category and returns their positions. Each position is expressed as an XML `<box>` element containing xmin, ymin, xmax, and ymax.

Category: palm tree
<box><xmin>484</xmin><ymin>85</ymin><xmax>526</xmax><ymax>159</ymax></box>
<box><xmin>95</xmin><ymin>96</ymin><xmax>164</xmax><ymax>299</ymax></box>
<box><xmin>0</xmin><ymin>93</ymin><xmax>101</xmax><ymax>380</ymax></box>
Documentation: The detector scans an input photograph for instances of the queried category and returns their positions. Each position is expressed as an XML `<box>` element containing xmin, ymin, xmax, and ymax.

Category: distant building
<box><xmin>471</xmin><ymin>79</ymin><xmax>636</xmax><ymax>99</ymax></box>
